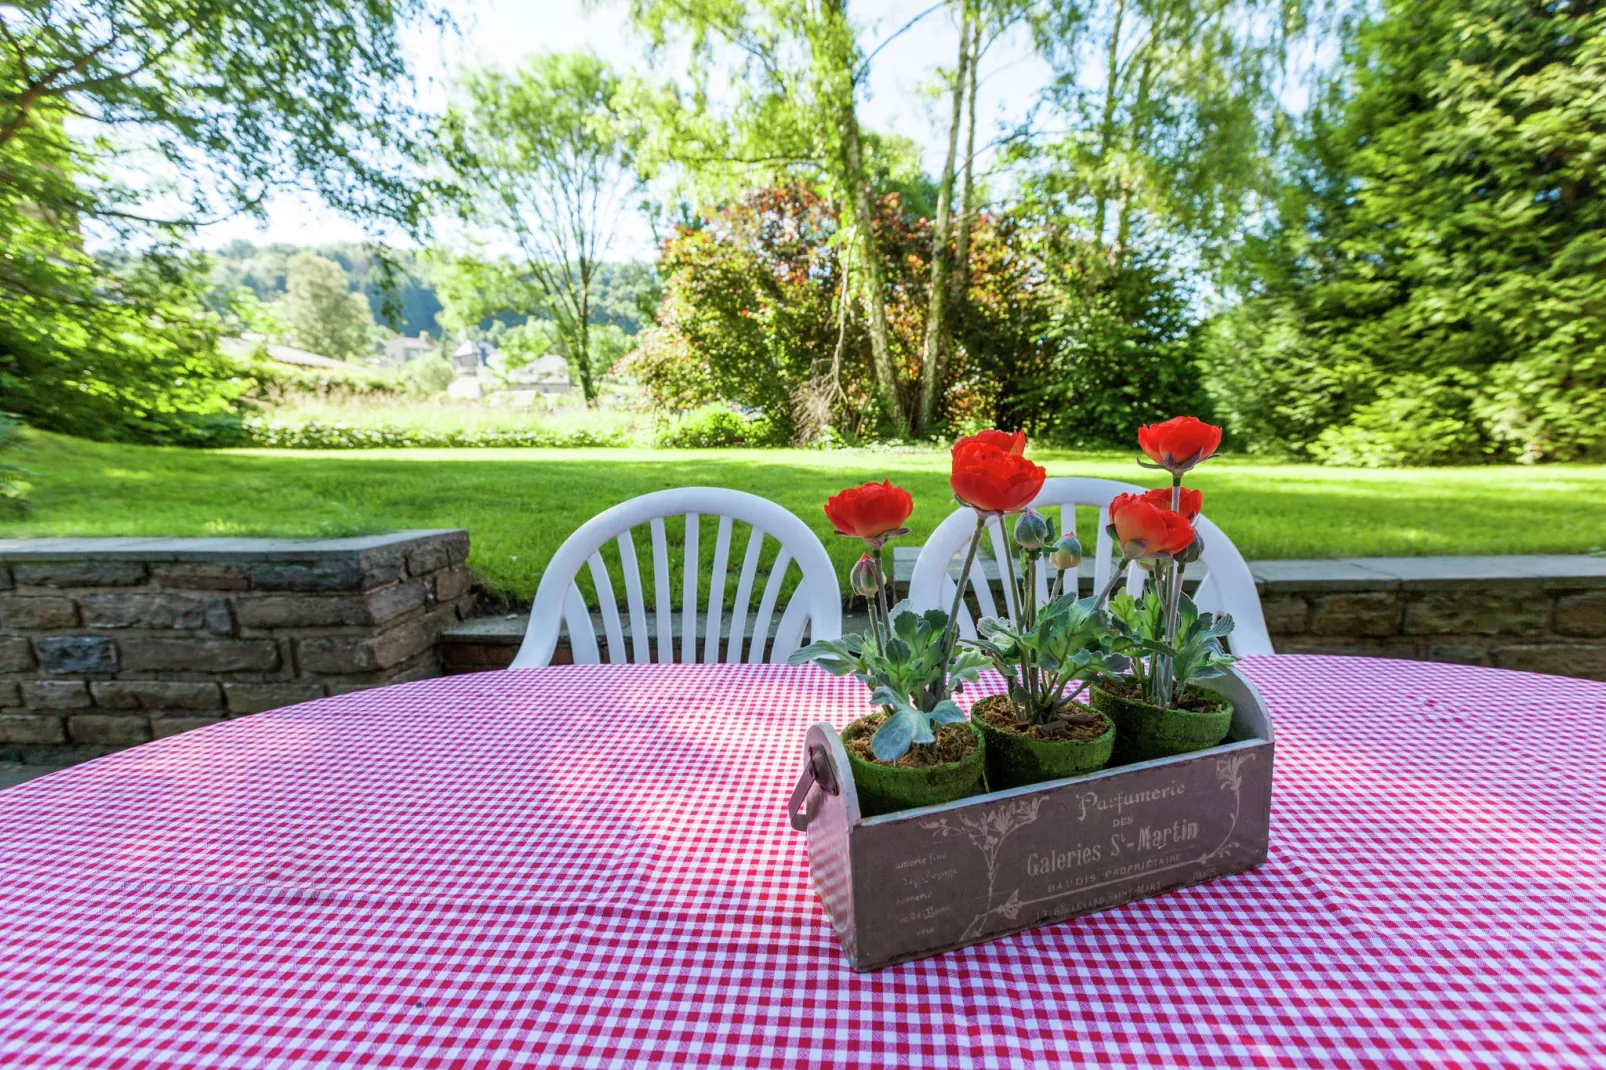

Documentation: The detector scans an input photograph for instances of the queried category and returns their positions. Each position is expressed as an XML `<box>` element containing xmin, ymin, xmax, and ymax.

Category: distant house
<box><xmin>382</xmin><ymin>335</ymin><xmax>434</xmax><ymax>366</ymax></box>
<box><xmin>451</xmin><ymin>339</ymin><xmax>496</xmax><ymax>376</ymax></box>
<box><xmin>219</xmin><ymin>336</ymin><xmax>345</xmax><ymax>369</ymax></box>
<box><xmin>488</xmin><ymin>352</ymin><xmax>573</xmax><ymax>396</ymax></box>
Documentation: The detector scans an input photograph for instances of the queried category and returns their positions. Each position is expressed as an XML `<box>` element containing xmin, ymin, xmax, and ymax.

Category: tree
<box><xmin>0</xmin><ymin>0</ymin><xmax>439</xmax><ymax>229</ymax></box>
<box><xmin>626</xmin><ymin>0</ymin><xmax>920</xmax><ymax>433</ymax></box>
<box><xmin>438</xmin><ymin>52</ymin><xmax>639</xmax><ymax>406</ymax></box>
<box><xmin>1209</xmin><ymin>0</ymin><xmax>1606</xmax><ymax>463</ymax></box>
<box><xmin>277</xmin><ymin>252</ymin><xmax>377</xmax><ymax>361</ymax></box>
<box><xmin>1024</xmin><ymin>0</ymin><xmax>1297</xmax><ymax>265</ymax></box>
<box><xmin>0</xmin><ymin>0</ymin><xmax>438</xmax><ymax>441</ymax></box>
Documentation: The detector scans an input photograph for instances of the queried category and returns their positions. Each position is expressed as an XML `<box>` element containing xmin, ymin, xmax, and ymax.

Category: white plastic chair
<box><xmin>512</xmin><ymin>488</ymin><xmax>843</xmax><ymax>667</ymax></box>
<box><xmin>906</xmin><ymin>477</ymin><xmax>1272</xmax><ymax>655</ymax></box>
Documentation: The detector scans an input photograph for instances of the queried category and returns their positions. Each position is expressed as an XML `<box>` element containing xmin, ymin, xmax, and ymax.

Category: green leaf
<box><xmin>870</xmin><ymin>709</ymin><xmax>921</xmax><ymax>762</ymax></box>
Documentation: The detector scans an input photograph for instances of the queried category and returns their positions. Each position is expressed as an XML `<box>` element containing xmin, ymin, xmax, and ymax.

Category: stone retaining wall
<box><xmin>0</xmin><ymin>531</ymin><xmax>474</xmax><ymax>761</ymax></box>
<box><xmin>439</xmin><ymin>554</ymin><xmax>1606</xmax><ymax>681</ymax></box>
<box><xmin>5</xmin><ymin>538</ymin><xmax>1602</xmax><ymax>769</ymax></box>
<box><xmin>1251</xmin><ymin>556</ymin><xmax>1606</xmax><ymax>678</ymax></box>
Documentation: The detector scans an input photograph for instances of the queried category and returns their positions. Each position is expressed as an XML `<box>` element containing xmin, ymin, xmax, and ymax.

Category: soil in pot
<box><xmin>971</xmin><ymin>694</ymin><xmax>1115</xmax><ymax>789</ymax></box>
<box><xmin>1090</xmin><ymin>678</ymin><xmax>1233</xmax><ymax>762</ymax></box>
<box><xmin>841</xmin><ymin>714</ymin><xmax>986</xmax><ymax>817</ymax></box>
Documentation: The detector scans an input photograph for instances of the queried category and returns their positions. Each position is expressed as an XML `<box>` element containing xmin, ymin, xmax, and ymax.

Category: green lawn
<box><xmin>3</xmin><ymin>430</ymin><xmax>1602</xmax><ymax>599</ymax></box>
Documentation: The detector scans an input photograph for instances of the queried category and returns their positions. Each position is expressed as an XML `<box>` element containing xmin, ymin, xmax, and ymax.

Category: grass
<box><xmin>3</xmin><ymin>430</ymin><xmax>1602</xmax><ymax>600</ymax></box>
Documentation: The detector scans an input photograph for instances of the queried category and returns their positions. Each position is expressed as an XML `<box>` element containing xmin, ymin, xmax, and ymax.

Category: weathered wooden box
<box><xmin>788</xmin><ymin>668</ymin><xmax>1274</xmax><ymax>971</ymax></box>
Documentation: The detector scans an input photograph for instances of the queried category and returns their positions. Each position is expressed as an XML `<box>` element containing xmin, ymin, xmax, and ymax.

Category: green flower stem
<box><xmin>871</xmin><ymin>544</ymin><xmax>893</xmax><ymax>648</ymax></box>
<box><xmin>995</xmin><ymin>514</ymin><xmax>1038</xmax><ymax>715</ymax></box>
<box><xmin>1094</xmin><ymin>557</ymin><xmax>1132</xmax><ymax>610</ymax></box>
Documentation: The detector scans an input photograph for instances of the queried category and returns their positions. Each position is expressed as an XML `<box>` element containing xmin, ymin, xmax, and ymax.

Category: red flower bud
<box><xmin>1138</xmin><ymin>416</ymin><xmax>1222</xmax><ymax>474</ymax></box>
<box><xmin>824</xmin><ymin>480</ymin><xmax>914</xmax><ymax>541</ymax></box>
<box><xmin>950</xmin><ymin>430</ymin><xmax>1044</xmax><ymax>514</ymax></box>
<box><xmin>1110</xmin><ymin>493</ymin><xmax>1195</xmax><ymax>557</ymax></box>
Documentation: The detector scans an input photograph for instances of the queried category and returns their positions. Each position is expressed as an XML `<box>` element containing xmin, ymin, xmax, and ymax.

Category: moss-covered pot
<box><xmin>840</xmin><ymin>718</ymin><xmax>986</xmax><ymax>817</ymax></box>
<box><xmin>972</xmin><ymin>701</ymin><xmax>1115</xmax><ymax>789</ymax></box>
<box><xmin>1090</xmin><ymin>682</ymin><xmax>1233</xmax><ymax>762</ymax></box>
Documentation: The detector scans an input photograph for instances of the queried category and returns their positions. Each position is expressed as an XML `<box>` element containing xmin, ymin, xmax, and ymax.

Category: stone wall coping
<box><xmin>439</xmin><ymin>608</ymin><xmax>879</xmax><ymax>647</ymax></box>
<box><xmin>1249</xmin><ymin>555</ymin><xmax>1606</xmax><ymax>592</ymax></box>
<box><xmin>890</xmin><ymin>547</ymin><xmax>1606</xmax><ymax>592</ymax></box>
<box><xmin>0</xmin><ymin>530</ymin><xmax>468</xmax><ymax>563</ymax></box>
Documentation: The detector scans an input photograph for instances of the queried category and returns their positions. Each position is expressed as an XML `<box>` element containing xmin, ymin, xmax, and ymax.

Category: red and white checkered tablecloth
<box><xmin>0</xmin><ymin>655</ymin><xmax>1601</xmax><ymax>1068</ymax></box>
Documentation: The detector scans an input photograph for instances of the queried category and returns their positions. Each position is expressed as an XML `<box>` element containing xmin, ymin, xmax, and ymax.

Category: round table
<box><xmin>0</xmin><ymin>656</ymin><xmax>1601</xmax><ymax>1068</ymax></box>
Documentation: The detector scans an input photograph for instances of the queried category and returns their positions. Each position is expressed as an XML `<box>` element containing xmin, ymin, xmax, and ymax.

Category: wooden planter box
<box><xmin>788</xmin><ymin>668</ymin><xmax>1274</xmax><ymax>971</ymax></box>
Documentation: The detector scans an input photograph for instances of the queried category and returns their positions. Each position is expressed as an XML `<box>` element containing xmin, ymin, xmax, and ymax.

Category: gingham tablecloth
<box><xmin>0</xmin><ymin>655</ymin><xmax>1601</xmax><ymax>1068</ymax></box>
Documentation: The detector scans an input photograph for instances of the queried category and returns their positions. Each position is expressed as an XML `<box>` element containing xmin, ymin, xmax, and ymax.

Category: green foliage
<box><xmin>1</xmin><ymin>0</ymin><xmax>436</xmax><ymax>445</ymax></box>
<box><xmin>972</xmin><ymin>595</ymin><xmax>1131</xmax><ymax>724</ymax></box>
<box><xmin>962</xmin><ymin>233</ymin><xmax>1209</xmax><ymax>447</ymax></box>
<box><xmin>0</xmin><ymin>219</ymin><xmax>244</xmax><ymax>443</ymax></box>
<box><xmin>1108</xmin><ymin>589</ymin><xmax>1236</xmax><ymax>703</ymax></box>
<box><xmin>1309</xmin><ymin>372</ymin><xmax>1491</xmax><ymax>467</ymax></box>
<box><xmin>209</xmin><ymin>242</ymin><xmax>445</xmax><ymax>338</ymax></box>
<box><xmin>633</xmin><ymin>187</ymin><xmax>854</xmax><ymax>441</ymax></box>
<box><xmin>654</xmin><ymin>406</ymin><xmax>778</xmax><ymax>449</ymax></box>
<box><xmin>1</xmin><ymin>0</ymin><xmax>439</xmax><ymax>229</ymax></box>
<box><xmin>1026</xmin><ymin>0</ymin><xmax>1295</xmax><ymax>265</ymax></box>
<box><xmin>403</xmin><ymin>355</ymin><xmax>456</xmax><ymax>396</ymax></box>
<box><xmin>276</xmin><ymin>252</ymin><xmax>379</xmax><ymax>361</ymax></box>
<box><xmin>0</xmin><ymin>414</ymin><xmax>30</xmax><ymax>512</ymax></box>
<box><xmin>234</xmin><ymin>350</ymin><xmax>407</xmax><ymax>402</ymax></box>
<box><xmin>1212</xmin><ymin>0</ymin><xmax>1606</xmax><ymax>464</ymax></box>
<box><xmin>239</xmin><ymin>418</ymin><xmax>628</xmax><ymax>450</ymax></box>
<box><xmin>789</xmin><ymin>604</ymin><xmax>989</xmax><ymax>761</ymax></box>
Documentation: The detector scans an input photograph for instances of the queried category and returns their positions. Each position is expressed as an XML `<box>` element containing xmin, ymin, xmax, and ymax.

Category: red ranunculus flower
<box><xmin>950</xmin><ymin>431</ymin><xmax>1045</xmax><ymax>514</ymax></box>
<box><xmin>824</xmin><ymin>480</ymin><xmax>914</xmax><ymax>540</ymax></box>
<box><xmin>1139</xmin><ymin>486</ymin><xmax>1202</xmax><ymax>520</ymax></box>
<box><xmin>1110</xmin><ymin>493</ymin><xmax>1195</xmax><ymax>556</ymax></box>
<box><xmin>1138</xmin><ymin>416</ymin><xmax>1222</xmax><ymax>473</ymax></box>
<box><xmin>966</xmin><ymin>428</ymin><xmax>1026</xmax><ymax>456</ymax></box>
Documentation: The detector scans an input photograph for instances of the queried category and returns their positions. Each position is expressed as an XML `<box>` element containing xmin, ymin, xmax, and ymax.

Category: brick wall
<box><xmin>0</xmin><ymin>531</ymin><xmax>475</xmax><ymax>761</ymax></box>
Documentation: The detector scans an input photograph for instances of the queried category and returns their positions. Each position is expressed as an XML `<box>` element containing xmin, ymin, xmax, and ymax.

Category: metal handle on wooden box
<box><xmin>787</xmin><ymin>744</ymin><xmax>838</xmax><ymax>831</ymax></box>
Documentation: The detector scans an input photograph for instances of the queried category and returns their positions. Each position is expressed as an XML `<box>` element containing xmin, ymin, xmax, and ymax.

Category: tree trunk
<box><xmin>818</xmin><ymin>0</ymin><xmax>905</xmax><ymax>434</ymax></box>
<box><xmin>916</xmin><ymin>4</ymin><xmax>974</xmax><ymax>437</ymax></box>
<box><xmin>838</xmin><ymin>106</ymin><xmax>907</xmax><ymax>434</ymax></box>
<box><xmin>952</xmin><ymin>15</ymin><xmax>980</xmax><ymax>302</ymax></box>
<box><xmin>1092</xmin><ymin>0</ymin><xmax>1127</xmax><ymax>252</ymax></box>
<box><xmin>575</xmin><ymin>272</ymin><xmax>598</xmax><ymax>407</ymax></box>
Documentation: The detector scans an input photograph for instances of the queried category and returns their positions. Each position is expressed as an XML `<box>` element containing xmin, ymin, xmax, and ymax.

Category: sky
<box><xmin>195</xmin><ymin>0</ymin><xmax>1057</xmax><ymax>259</ymax></box>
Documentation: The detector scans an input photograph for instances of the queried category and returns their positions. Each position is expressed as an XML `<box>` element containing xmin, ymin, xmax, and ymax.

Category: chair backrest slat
<box><xmin>681</xmin><ymin>512</ymin><xmax>699</xmax><ymax>664</ymax></box>
<box><xmin>1092</xmin><ymin>506</ymin><xmax>1115</xmax><ymax>594</ymax></box>
<box><xmin>650</xmin><ymin>518</ymin><xmax>672</xmax><ymax>664</ymax></box>
<box><xmin>983</xmin><ymin>518</ymin><xmax>1017</xmax><ymax>619</ymax></box>
<box><xmin>967</xmin><ymin>551</ymin><xmax>999</xmax><ymax>620</ymax></box>
<box><xmin>906</xmin><ymin>477</ymin><xmax>1273</xmax><ymax>656</ymax></box>
<box><xmin>513</xmin><ymin>489</ymin><xmax>842</xmax><ymax>668</ymax></box>
<box><xmin>616</xmin><ymin>533</ymin><xmax>650</xmax><ymax>664</ymax></box>
<box><xmin>747</xmin><ymin>549</ymin><xmax>793</xmax><ymax>664</ymax></box>
<box><xmin>564</xmin><ymin>582</ymin><xmax>600</xmax><ymax>663</ymax></box>
<box><xmin>586</xmin><ymin>552</ymin><xmax>626</xmax><ymax>664</ymax></box>
<box><xmin>725</xmin><ymin>527</ymin><xmax>766</xmax><ymax>664</ymax></box>
<box><xmin>704</xmin><ymin>516</ymin><xmax>733</xmax><ymax>662</ymax></box>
